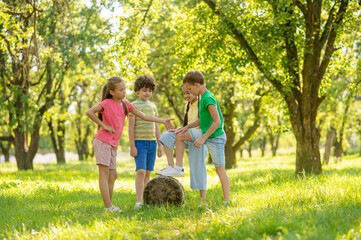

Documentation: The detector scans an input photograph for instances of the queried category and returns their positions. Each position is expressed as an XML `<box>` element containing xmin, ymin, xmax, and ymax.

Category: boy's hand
<box><xmin>103</xmin><ymin>124</ymin><xmax>115</xmax><ymax>134</ymax></box>
<box><xmin>194</xmin><ymin>136</ymin><xmax>207</xmax><ymax>148</ymax></box>
<box><xmin>157</xmin><ymin>147</ymin><xmax>162</xmax><ymax>158</ymax></box>
<box><xmin>130</xmin><ymin>146</ymin><xmax>138</xmax><ymax>157</ymax></box>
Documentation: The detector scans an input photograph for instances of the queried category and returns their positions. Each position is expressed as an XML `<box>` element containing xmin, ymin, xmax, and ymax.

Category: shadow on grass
<box><xmin>174</xmin><ymin>197</ymin><xmax>361</xmax><ymax>239</ymax></box>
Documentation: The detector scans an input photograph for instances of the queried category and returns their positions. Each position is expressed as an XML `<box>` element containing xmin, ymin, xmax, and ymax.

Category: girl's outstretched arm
<box><xmin>131</xmin><ymin>108</ymin><xmax>174</xmax><ymax>124</ymax></box>
<box><xmin>86</xmin><ymin>105</ymin><xmax>115</xmax><ymax>134</ymax></box>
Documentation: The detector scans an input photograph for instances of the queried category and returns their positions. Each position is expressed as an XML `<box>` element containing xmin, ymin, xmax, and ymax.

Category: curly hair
<box><xmin>134</xmin><ymin>75</ymin><xmax>156</xmax><ymax>92</ymax></box>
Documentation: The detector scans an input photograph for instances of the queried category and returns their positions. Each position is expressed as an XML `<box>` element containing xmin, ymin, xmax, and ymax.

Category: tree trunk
<box><xmin>323</xmin><ymin>129</ymin><xmax>335</xmax><ymax>165</ymax></box>
<box><xmin>225</xmin><ymin>141</ymin><xmax>236</xmax><ymax>169</ymax></box>
<box><xmin>0</xmin><ymin>141</ymin><xmax>11</xmax><ymax>162</ymax></box>
<box><xmin>293</xmin><ymin>116</ymin><xmax>322</xmax><ymax>175</ymax></box>
<box><xmin>247</xmin><ymin>142</ymin><xmax>252</xmax><ymax>158</ymax></box>
<box><xmin>260</xmin><ymin>135</ymin><xmax>266</xmax><ymax>157</ymax></box>
<box><xmin>48</xmin><ymin>118</ymin><xmax>66</xmax><ymax>164</ymax></box>
<box><xmin>268</xmin><ymin>123</ymin><xmax>281</xmax><ymax>157</ymax></box>
<box><xmin>333</xmin><ymin>138</ymin><xmax>342</xmax><ymax>162</ymax></box>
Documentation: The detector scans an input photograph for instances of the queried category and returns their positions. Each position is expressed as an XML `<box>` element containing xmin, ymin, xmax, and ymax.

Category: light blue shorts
<box><xmin>159</xmin><ymin>131</ymin><xmax>207</xmax><ymax>190</ymax></box>
<box><xmin>188</xmin><ymin>129</ymin><xmax>226</xmax><ymax>167</ymax></box>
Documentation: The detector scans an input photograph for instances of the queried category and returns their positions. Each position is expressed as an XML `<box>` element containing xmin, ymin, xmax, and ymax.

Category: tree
<box><xmin>201</xmin><ymin>0</ymin><xmax>361</xmax><ymax>175</ymax></box>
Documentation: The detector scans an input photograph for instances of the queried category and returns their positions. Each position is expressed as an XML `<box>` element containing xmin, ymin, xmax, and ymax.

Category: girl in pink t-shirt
<box><xmin>86</xmin><ymin>76</ymin><xmax>173</xmax><ymax>212</ymax></box>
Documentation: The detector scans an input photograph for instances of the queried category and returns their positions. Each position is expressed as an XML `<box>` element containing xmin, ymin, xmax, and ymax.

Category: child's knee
<box><xmin>136</xmin><ymin>169</ymin><xmax>146</xmax><ymax>176</ymax></box>
<box><xmin>175</xmin><ymin>132</ymin><xmax>189</xmax><ymax>141</ymax></box>
<box><xmin>109</xmin><ymin>170</ymin><xmax>118</xmax><ymax>181</ymax></box>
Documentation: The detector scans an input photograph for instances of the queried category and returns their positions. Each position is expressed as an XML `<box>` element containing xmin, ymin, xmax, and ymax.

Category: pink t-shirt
<box><xmin>94</xmin><ymin>99</ymin><xmax>135</xmax><ymax>147</ymax></box>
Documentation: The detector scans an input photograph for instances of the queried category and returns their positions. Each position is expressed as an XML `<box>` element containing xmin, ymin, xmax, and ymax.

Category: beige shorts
<box><xmin>93</xmin><ymin>138</ymin><xmax>117</xmax><ymax>170</ymax></box>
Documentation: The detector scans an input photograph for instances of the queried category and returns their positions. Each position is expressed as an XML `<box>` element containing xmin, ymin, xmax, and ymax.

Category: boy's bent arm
<box><xmin>128</xmin><ymin>115</ymin><xmax>137</xmax><ymax>157</ymax></box>
<box><xmin>193</xmin><ymin>105</ymin><xmax>221</xmax><ymax>148</ymax></box>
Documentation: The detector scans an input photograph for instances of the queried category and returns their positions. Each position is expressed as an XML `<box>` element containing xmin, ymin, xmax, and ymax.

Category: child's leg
<box><xmin>174</xmin><ymin>131</ymin><xmax>193</xmax><ymax>168</ymax></box>
<box><xmin>144</xmin><ymin>170</ymin><xmax>151</xmax><ymax>187</ymax></box>
<box><xmin>215</xmin><ymin>166</ymin><xmax>230</xmax><ymax>201</ymax></box>
<box><xmin>207</xmin><ymin>135</ymin><xmax>230</xmax><ymax>201</ymax></box>
<box><xmin>98</xmin><ymin>165</ymin><xmax>112</xmax><ymax>208</ymax></box>
<box><xmin>134</xmin><ymin>140</ymin><xmax>151</xmax><ymax>203</ymax></box>
<box><xmin>163</xmin><ymin>145</ymin><xmax>175</xmax><ymax>167</ymax></box>
<box><xmin>188</xmin><ymin>141</ymin><xmax>207</xmax><ymax>196</ymax></box>
<box><xmin>108</xmin><ymin>169</ymin><xmax>118</xmax><ymax>202</ymax></box>
<box><xmin>135</xmin><ymin>169</ymin><xmax>146</xmax><ymax>203</ymax></box>
<box><xmin>200</xmin><ymin>190</ymin><xmax>206</xmax><ymax>202</ymax></box>
<box><xmin>158</xmin><ymin>132</ymin><xmax>176</xmax><ymax>167</ymax></box>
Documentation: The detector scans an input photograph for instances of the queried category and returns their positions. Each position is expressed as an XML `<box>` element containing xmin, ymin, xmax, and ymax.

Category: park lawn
<box><xmin>1</xmin><ymin>154</ymin><xmax>361</xmax><ymax>240</ymax></box>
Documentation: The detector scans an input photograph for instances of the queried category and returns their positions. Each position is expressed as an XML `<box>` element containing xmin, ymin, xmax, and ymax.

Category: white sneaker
<box><xmin>134</xmin><ymin>202</ymin><xmax>143</xmax><ymax>209</ymax></box>
<box><xmin>105</xmin><ymin>205</ymin><xmax>122</xmax><ymax>212</ymax></box>
<box><xmin>155</xmin><ymin>166</ymin><xmax>173</xmax><ymax>175</ymax></box>
<box><xmin>156</xmin><ymin>166</ymin><xmax>184</xmax><ymax>177</ymax></box>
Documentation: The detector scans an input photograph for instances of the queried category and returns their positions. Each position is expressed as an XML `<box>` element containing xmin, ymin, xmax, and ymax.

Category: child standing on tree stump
<box><xmin>156</xmin><ymin>70</ymin><xmax>231</xmax><ymax>204</ymax></box>
<box><xmin>86</xmin><ymin>76</ymin><xmax>173</xmax><ymax>212</ymax></box>
<box><xmin>128</xmin><ymin>75</ymin><xmax>163</xmax><ymax>209</ymax></box>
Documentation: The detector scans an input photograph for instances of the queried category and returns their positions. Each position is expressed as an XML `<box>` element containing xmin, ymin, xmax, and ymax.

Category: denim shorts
<box><xmin>134</xmin><ymin>140</ymin><xmax>157</xmax><ymax>171</ymax></box>
<box><xmin>159</xmin><ymin>131</ymin><xmax>207</xmax><ymax>190</ymax></box>
<box><xmin>189</xmin><ymin>129</ymin><xmax>226</xmax><ymax>167</ymax></box>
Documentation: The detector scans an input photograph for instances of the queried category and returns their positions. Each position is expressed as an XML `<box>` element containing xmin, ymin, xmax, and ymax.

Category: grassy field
<box><xmin>1</xmin><ymin>154</ymin><xmax>361</xmax><ymax>240</ymax></box>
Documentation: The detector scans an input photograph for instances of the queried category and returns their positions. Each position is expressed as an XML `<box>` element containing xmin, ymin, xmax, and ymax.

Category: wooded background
<box><xmin>1</xmin><ymin>0</ymin><xmax>361</xmax><ymax>175</ymax></box>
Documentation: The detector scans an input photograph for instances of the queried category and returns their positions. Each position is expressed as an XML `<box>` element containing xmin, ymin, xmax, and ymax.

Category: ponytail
<box><xmin>183</xmin><ymin>102</ymin><xmax>191</xmax><ymax>127</ymax></box>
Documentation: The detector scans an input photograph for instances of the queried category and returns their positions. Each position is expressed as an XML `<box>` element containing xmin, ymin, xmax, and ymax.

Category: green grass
<box><xmin>1</xmin><ymin>155</ymin><xmax>361</xmax><ymax>239</ymax></box>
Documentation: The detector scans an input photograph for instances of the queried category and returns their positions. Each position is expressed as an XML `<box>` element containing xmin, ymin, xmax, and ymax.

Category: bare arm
<box><xmin>173</xmin><ymin>119</ymin><xmax>200</xmax><ymax>134</ymax></box>
<box><xmin>128</xmin><ymin>115</ymin><xmax>137</xmax><ymax>157</ymax></box>
<box><xmin>86</xmin><ymin>105</ymin><xmax>115</xmax><ymax>134</ymax></box>
<box><xmin>193</xmin><ymin>105</ymin><xmax>221</xmax><ymax>148</ymax></box>
<box><xmin>155</xmin><ymin>123</ymin><xmax>162</xmax><ymax>157</ymax></box>
<box><xmin>131</xmin><ymin>108</ymin><xmax>174</xmax><ymax>124</ymax></box>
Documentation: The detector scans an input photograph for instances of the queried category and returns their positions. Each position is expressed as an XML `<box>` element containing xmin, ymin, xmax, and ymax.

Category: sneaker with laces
<box><xmin>156</xmin><ymin>166</ymin><xmax>184</xmax><ymax>177</ymax></box>
<box><xmin>105</xmin><ymin>205</ymin><xmax>122</xmax><ymax>212</ymax></box>
<box><xmin>134</xmin><ymin>202</ymin><xmax>143</xmax><ymax>209</ymax></box>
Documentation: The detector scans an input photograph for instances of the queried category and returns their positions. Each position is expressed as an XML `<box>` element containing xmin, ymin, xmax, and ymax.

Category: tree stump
<box><xmin>143</xmin><ymin>176</ymin><xmax>185</xmax><ymax>206</ymax></box>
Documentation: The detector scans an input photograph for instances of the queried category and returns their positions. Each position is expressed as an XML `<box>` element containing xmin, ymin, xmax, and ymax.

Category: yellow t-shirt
<box><xmin>184</xmin><ymin>101</ymin><xmax>200</xmax><ymax>129</ymax></box>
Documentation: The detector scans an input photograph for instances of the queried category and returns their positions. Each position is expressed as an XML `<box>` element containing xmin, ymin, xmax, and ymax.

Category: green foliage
<box><xmin>1</xmin><ymin>155</ymin><xmax>361</xmax><ymax>239</ymax></box>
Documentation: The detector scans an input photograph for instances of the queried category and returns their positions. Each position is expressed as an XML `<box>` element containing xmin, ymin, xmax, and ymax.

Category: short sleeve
<box><xmin>99</xmin><ymin>99</ymin><xmax>110</xmax><ymax>113</ymax></box>
<box><xmin>203</xmin><ymin>96</ymin><xmax>217</xmax><ymax>108</ymax></box>
<box><xmin>126</xmin><ymin>101</ymin><xmax>135</xmax><ymax>115</ymax></box>
<box><xmin>183</xmin><ymin>104</ymin><xmax>187</xmax><ymax>114</ymax></box>
<box><xmin>153</xmin><ymin>103</ymin><xmax>158</xmax><ymax>116</ymax></box>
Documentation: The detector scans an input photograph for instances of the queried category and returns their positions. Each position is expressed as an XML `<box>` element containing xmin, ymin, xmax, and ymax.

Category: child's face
<box><xmin>182</xmin><ymin>86</ymin><xmax>197</xmax><ymax>103</ymax></box>
<box><xmin>136</xmin><ymin>87</ymin><xmax>153</xmax><ymax>101</ymax></box>
<box><xmin>183</xmin><ymin>82</ymin><xmax>200</xmax><ymax>96</ymax></box>
<box><xmin>110</xmin><ymin>82</ymin><xmax>126</xmax><ymax>100</ymax></box>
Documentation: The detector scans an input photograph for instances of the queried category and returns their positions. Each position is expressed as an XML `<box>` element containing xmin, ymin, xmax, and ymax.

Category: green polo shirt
<box><xmin>199</xmin><ymin>90</ymin><xmax>225</xmax><ymax>139</ymax></box>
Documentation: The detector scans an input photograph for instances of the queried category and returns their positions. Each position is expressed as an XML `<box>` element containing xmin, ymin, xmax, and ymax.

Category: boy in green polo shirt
<box><xmin>157</xmin><ymin>70</ymin><xmax>230</xmax><ymax>204</ymax></box>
